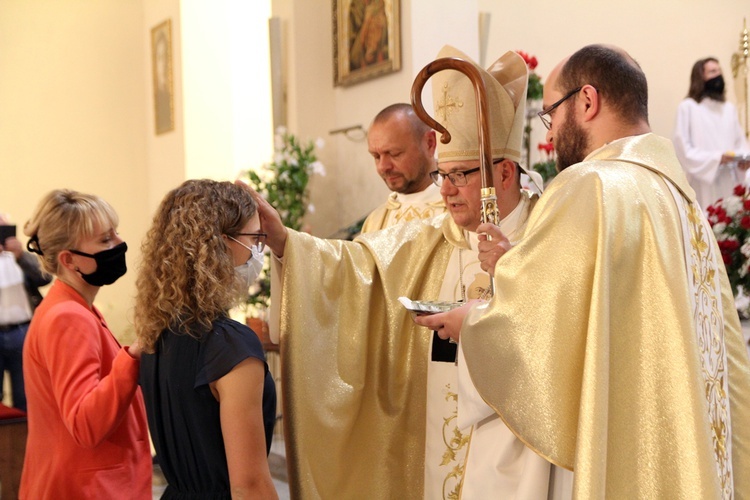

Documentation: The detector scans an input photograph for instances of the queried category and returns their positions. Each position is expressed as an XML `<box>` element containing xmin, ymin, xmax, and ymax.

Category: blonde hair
<box><xmin>24</xmin><ymin>189</ymin><xmax>119</xmax><ymax>275</ymax></box>
<box><xmin>134</xmin><ymin>179</ymin><xmax>257</xmax><ymax>352</ymax></box>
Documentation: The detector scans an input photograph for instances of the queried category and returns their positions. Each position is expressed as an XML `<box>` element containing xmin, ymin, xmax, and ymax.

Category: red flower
<box><xmin>727</xmin><ymin>240</ymin><xmax>740</xmax><ymax>251</ymax></box>
<box><xmin>718</xmin><ymin>239</ymin><xmax>740</xmax><ymax>252</ymax></box>
<box><xmin>711</xmin><ymin>188</ymin><xmax>750</xmax><ymax>306</ymax></box>
<box><xmin>537</xmin><ymin>142</ymin><xmax>554</xmax><ymax>153</ymax></box>
<box><xmin>516</xmin><ymin>50</ymin><xmax>538</xmax><ymax>70</ymax></box>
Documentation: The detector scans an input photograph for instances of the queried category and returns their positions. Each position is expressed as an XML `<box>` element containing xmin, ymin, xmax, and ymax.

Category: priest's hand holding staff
<box><xmin>476</xmin><ymin>222</ymin><xmax>512</xmax><ymax>274</ymax></box>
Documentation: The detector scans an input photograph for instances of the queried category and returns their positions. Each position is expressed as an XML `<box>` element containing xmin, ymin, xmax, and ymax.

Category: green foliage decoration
<box><xmin>244</xmin><ymin>127</ymin><xmax>325</xmax><ymax>312</ymax></box>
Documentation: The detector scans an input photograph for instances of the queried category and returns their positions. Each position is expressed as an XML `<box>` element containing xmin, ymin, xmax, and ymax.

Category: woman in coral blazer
<box><xmin>20</xmin><ymin>189</ymin><xmax>151</xmax><ymax>499</ymax></box>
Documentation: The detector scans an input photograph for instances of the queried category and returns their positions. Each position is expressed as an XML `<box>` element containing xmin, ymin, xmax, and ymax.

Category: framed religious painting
<box><xmin>151</xmin><ymin>19</ymin><xmax>175</xmax><ymax>134</ymax></box>
<box><xmin>333</xmin><ymin>0</ymin><xmax>401</xmax><ymax>87</ymax></box>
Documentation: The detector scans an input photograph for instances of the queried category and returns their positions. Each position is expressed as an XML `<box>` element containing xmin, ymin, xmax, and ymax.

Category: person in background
<box><xmin>0</xmin><ymin>213</ymin><xmax>50</xmax><ymax>412</ymax></box>
<box><xmin>673</xmin><ymin>56</ymin><xmax>750</xmax><ymax>210</ymax></box>
<box><xmin>135</xmin><ymin>179</ymin><xmax>277</xmax><ymax>499</ymax></box>
<box><xmin>20</xmin><ymin>189</ymin><xmax>151</xmax><ymax>499</ymax></box>
<box><xmin>361</xmin><ymin>103</ymin><xmax>445</xmax><ymax>233</ymax></box>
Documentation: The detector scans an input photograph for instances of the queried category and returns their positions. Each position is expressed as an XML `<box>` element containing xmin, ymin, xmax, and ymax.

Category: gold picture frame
<box><xmin>151</xmin><ymin>19</ymin><xmax>174</xmax><ymax>135</ymax></box>
<box><xmin>333</xmin><ymin>0</ymin><xmax>401</xmax><ymax>87</ymax></box>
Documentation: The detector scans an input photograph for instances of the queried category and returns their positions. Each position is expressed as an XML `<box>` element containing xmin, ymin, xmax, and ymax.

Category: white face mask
<box><xmin>229</xmin><ymin>236</ymin><xmax>265</xmax><ymax>289</ymax></box>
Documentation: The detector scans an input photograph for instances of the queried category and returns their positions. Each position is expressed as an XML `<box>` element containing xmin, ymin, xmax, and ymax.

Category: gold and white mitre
<box><xmin>430</xmin><ymin>45</ymin><xmax>543</xmax><ymax>190</ymax></box>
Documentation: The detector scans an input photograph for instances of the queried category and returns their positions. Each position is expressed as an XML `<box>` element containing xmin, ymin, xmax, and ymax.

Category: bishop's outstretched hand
<box><xmin>234</xmin><ymin>180</ymin><xmax>289</xmax><ymax>258</ymax></box>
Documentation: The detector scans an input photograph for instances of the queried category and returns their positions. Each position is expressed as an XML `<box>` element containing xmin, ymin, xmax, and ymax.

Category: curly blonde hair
<box><xmin>24</xmin><ymin>189</ymin><xmax>119</xmax><ymax>276</ymax></box>
<box><xmin>134</xmin><ymin>179</ymin><xmax>257</xmax><ymax>352</ymax></box>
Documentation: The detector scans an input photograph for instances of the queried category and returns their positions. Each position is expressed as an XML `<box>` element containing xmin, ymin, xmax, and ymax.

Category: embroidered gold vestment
<box><xmin>360</xmin><ymin>184</ymin><xmax>446</xmax><ymax>234</ymax></box>
<box><xmin>271</xmin><ymin>214</ymin><xmax>468</xmax><ymax>498</ymax></box>
<box><xmin>462</xmin><ymin>134</ymin><xmax>750</xmax><ymax>499</ymax></box>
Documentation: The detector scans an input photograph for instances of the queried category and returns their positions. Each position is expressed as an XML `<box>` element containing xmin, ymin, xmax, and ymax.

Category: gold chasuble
<box><xmin>272</xmin><ymin>214</ymin><xmax>466</xmax><ymax>499</ymax></box>
<box><xmin>462</xmin><ymin>134</ymin><xmax>750</xmax><ymax>499</ymax></box>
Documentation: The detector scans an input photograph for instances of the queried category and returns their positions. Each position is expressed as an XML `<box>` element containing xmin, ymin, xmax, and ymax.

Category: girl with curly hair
<box><xmin>21</xmin><ymin>189</ymin><xmax>151</xmax><ymax>499</ymax></box>
<box><xmin>135</xmin><ymin>179</ymin><xmax>277</xmax><ymax>499</ymax></box>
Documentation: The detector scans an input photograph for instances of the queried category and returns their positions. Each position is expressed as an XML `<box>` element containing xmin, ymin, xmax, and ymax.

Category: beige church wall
<box><xmin>270</xmin><ymin>0</ymin><xmax>340</xmax><ymax>237</ymax></box>
<box><xmin>144</xmin><ymin>1</ymin><xmax>185</xmax><ymax>222</ymax></box>
<box><xmin>478</xmin><ymin>0</ymin><xmax>749</xmax><ymax>167</ymax></box>
<box><xmin>0</xmin><ymin>0</ymin><xmax>151</xmax><ymax>341</ymax></box>
<box><xmin>181</xmin><ymin>1</ymin><xmax>274</xmax><ymax>185</ymax></box>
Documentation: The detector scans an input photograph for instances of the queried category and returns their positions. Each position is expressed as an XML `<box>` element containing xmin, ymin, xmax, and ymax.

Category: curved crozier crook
<box><xmin>409</xmin><ymin>56</ymin><xmax>493</xmax><ymax>189</ymax></box>
<box><xmin>410</xmin><ymin>62</ymin><xmax>452</xmax><ymax>146</ymax></box>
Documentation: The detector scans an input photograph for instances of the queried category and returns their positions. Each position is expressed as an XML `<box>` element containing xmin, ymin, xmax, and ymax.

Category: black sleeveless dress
<box><xmin>140</xmin><ymin>316</ymin><xmax>276</xmax><ymax>499</ymax></box>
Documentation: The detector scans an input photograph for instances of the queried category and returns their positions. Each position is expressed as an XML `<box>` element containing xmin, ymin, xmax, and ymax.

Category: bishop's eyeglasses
<box><xmin>537</xmin><ymin>86</ymin><xmax>582</xmax><ymax>130</ymax></box>
<box><xmin>235</xmin><ymin>232</ymin><xmax>267</xmax><ymax>253</ymax></box>
<box><xmin>429</xmin><ymin>167</ymin><xmax>482</xmax><ymax>187</ymax></box>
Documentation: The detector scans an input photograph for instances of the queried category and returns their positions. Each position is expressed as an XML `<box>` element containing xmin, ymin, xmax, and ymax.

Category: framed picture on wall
<box><xmin>151</xmin><ymin>19</ymin><xmax>174</xmax><ymax>134</ymax></box>
<box><xmin>333</xmin><ymin>0</ymin><xmax>401</xmax><ymax>87</ymax></box>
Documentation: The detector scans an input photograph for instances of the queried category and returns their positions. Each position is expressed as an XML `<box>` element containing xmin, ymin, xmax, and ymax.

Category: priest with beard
<box><xmin>673</xmin><ymin>57</ymin><xmax>750</xmax><ymax>210</ymax></box>
<box><xmin>252</xmin><ymin>46</ymin><xmax>549</xmax><ymax>499</ymax></box>
<box><xmin>417</xmin><ymin>44</ymin><xmax>750</xmax><ymax>499</ymax></box>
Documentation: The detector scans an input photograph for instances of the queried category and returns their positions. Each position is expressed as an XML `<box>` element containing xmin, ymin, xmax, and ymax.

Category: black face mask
<box><xmin>69</xmin><ymin>242</ymin><xmax>128</xmax><ymax>286</ymax></box>
<box><xmin>704</xmin><ymin>75</ymin><xmax>725</xmax><ymax>96</ymax></box>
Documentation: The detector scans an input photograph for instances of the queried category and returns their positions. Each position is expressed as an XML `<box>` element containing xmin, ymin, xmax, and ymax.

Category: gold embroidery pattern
<box><xmin>686</xmin><ymin>203</ymin><xmax>734</xmax><ymax>499</ymax></box>
<box><xmin>393</xmin><ymin>205</ymin><xmax>442</xmax><ymax>224</ymax></box>
<box><xmin>440</xmin><ymin>385</ymin><xmax>468</xmax><ymax>500</ymax></box>
<box><xmin>436</xmin><ymin>83</ymin><xmax>463</xmax><ymax>123</ymax></box>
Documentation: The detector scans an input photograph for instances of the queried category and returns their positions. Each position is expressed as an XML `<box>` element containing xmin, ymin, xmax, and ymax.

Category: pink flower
<box><xmin>734</xmin><ymin>184</ymin><xmax>746</xmax><ymax>196</ymax></box>
<box><xmin>742</xmin><ymin>216</ymin><xmax>750</xmax><ymax>229</ymax></box>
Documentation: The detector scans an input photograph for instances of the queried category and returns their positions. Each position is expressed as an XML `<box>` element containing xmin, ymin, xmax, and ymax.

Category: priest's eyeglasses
<box><xmin>537</xmin><ymin>86</ymin><xmax>582</xmax><ymax>130</ymax></box>
<box><xmin>235</xmin><ymin>232</ymin><xmax>267</xmax><ymax>253</ymax></box>
<box><xmin>430</xmin><ymin>167</ymin><xmax>481</xmax><ymax>187</ymax></box>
